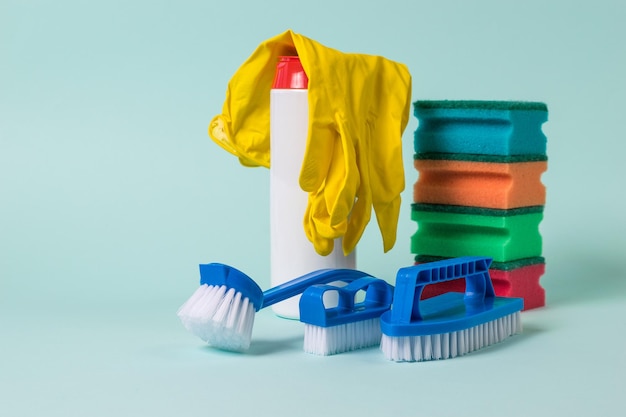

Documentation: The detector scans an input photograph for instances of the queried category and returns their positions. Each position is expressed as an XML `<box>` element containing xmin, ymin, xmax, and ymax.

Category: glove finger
<box><xmin>368</xmin><ymin>61</ymin><xmax>411</xmax><ymax>203</ymax></box>
<box><xmin>342</xmin><ymin>186</ymin><xmax>372</xmax><ymax>255</ymax></box>
<box><xmin>303</xmin><ymin>191</ymin><xmax>338</xmax><ymax>256</ymax></box>
<box><xmin>325</xmin><ymin>117</ymin><xmax>359</xmax><ymax>228</ymax></box>
<box><xmin>372</xmin><ymin>197</ymin><xmax>402</xmax><ymax>253</ymax></box>
<box><xmin>367</xmin><ymin>120</ymin><xmax>403</xmax><ymax>252</ymax></box>
<box><xmin>341</xmin><ymin>122</ymin><xmax>373</xmax><ymax>255</ymax></box>
<box><xmin>308</xmin><ymin>186</ymin><xmax>348</xmax><ymax>239</ymax></box>
<box><xmin>368</xmin><ymin>117</ymin><xmax>405</xmax><ymax>204</ymax></box>
<box><xmin>299</xmin><ymin>125</ymin><xmax>336</xmax><ymax>193</ymax></box>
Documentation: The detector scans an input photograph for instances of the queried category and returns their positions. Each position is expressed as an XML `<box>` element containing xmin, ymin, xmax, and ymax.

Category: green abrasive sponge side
<box><xmin>411</xmin><ymin>203</ymin><xmax>544</xmax><ymax>217</ymax></box>
<box><xmin>414</xmin><ymin>152</ymin><xmax>548</xmax><ymax>163</ymax></box>
<box><xmin>414</xmin><ymin>100</ymin><xmax>548</xmax><ymax>111</ymax></box>
<box><xmin>414</xmin><ymin>255</ymin><xmax>545</xmax><ymax>271</ymax></box>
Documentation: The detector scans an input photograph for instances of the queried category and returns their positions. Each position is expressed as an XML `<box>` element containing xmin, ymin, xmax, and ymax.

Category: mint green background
<box><xmin>1</xmin><ymin>1</ymin><xmax>625</xmax><ymax>416</ymax></box>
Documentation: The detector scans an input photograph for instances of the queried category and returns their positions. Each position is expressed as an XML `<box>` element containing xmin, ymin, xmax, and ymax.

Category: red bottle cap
<box><xmin>272</xmin><ymin>56</ymin><xmax>308</xmax><ymax>89</ymax></box>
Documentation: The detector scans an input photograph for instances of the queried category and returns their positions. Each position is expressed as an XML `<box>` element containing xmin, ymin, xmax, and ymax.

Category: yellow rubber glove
<box><xmin>302</xmin><ymin>56</ymin><xmax>411</xmax><ymax>255</ymax></box>
<box><xmin>208</xmin><ymin>30</ymin><xmax>411</xmax><ymax>256</ymax></box>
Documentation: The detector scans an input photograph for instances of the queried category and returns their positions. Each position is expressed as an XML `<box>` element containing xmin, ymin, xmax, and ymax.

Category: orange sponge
<box><xmin>413</xmin><ymin>159</ymin><xmax>547</xmax><ymax>209</ymax></box>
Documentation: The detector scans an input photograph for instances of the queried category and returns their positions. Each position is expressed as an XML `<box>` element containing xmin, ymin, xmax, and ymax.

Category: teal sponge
<box><xmin>414</xmin><ymin>100</ymin><xmax>548</xmax><ymax>156</ymax></box>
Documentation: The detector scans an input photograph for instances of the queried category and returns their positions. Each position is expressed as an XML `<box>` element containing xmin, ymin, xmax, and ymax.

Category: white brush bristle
<box><xmin>380</xmin><ymin>311</ymin><xmax>522</xmax><ymax>362</ymax></box>
<box><xmin>303</xmin><ymin>318</ymin><xmax>382</xmax><ymax>356</ymax></box>
<box><xmin>177</xmin><ymin>284</ymin><xmax>256</xmax><ymax>351</ymax></box>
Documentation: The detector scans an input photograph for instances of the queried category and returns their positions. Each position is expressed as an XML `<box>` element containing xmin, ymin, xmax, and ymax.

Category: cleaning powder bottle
<box><xmin>270</xmin><ymin>56</ymin><xmax>356</xmax><ymax>319</ymax></box>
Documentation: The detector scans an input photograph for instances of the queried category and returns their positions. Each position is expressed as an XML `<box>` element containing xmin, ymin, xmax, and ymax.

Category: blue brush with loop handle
<box><xmin>177</xmin><ymin>263</ymin><xmax>374</xmax><ymax>352</ymax></box>
<box><xmin>380</xmin><ymin>256</ymin><xmax>523</xmax><ymax>362</ymax></box>
<box><xmin>299</xmin><ymin>277</ymin><xmax>394</xmax><ymax>355</ymax></box>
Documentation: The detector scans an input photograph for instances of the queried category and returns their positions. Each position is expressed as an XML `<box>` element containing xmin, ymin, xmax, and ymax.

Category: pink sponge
<box><xmin>490</xmin><ymin>263</ymin><xmax>546</xmax><ymax>310</ymax></box>
<box><xmin>420</xmin><ymin>260</ymin><xmax>545</xmax><ymax>311</ymax></box>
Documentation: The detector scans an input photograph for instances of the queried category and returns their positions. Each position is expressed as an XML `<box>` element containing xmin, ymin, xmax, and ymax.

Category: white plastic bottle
<box><xmin>269</xmin><ymin>56</ymin><xmax>356</xmax><ymax>319</ymax></box>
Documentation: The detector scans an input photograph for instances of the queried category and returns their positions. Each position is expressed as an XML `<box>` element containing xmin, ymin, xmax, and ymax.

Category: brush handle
<box><xmin>390</xmin><ymin>256</ymin><xmax>495</xmax><ymax>324</ymax></box>
<box><xmin>261</xmin><ymin>268</ymin><xmax>373</xmax><ymax>309</ymax></box>
<box><xmin>299</xmin><ymin>277</ymin><xmax>394</xmax><ymax>327</ymax></box>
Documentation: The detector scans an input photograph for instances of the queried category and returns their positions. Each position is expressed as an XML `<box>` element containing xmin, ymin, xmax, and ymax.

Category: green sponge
<box><xmin>411</xmin><ymin>204</ymin><xmax>543</xmax><ymax>263</ymax></box>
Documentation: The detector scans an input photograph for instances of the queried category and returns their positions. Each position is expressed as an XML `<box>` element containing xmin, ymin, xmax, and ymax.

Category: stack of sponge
<box><xmin>410</xmin><ymin>100</ymin><xmax>548</xmax><ymax>310</ymax></box>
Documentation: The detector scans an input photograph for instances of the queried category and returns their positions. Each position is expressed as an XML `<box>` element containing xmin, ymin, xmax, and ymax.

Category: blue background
<box><xmin>2</xmin><ymin>1</ymin><xmax>625</xmax><ymax>416</ymax></box>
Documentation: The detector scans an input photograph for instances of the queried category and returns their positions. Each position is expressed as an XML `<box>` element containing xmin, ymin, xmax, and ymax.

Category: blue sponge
<box><xmin>414</xmin><ymin>100</ymin><xmax>548</xmax><ymax>156</ymax></box>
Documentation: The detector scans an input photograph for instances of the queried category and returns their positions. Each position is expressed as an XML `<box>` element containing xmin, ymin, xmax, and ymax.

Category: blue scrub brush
<box><xmin>380</xmin><ymin>256</ymin><xmax>523</xmax><ymax>362</ymax></box>
<box><xmin>176</xmin><ymin>263</ymin><xmax>373</xmax><ymax>351</ymax></box>
<box><xmin>299</xmin><ymin>277</ymin><xmax>394</xmax><ymax>355</ymax></box>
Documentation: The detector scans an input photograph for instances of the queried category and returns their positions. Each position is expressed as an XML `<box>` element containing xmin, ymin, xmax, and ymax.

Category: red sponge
<box><xmin>420</xmin><ymin>262</ymin><xmax>545</xmax><ymax>311</ymax></box>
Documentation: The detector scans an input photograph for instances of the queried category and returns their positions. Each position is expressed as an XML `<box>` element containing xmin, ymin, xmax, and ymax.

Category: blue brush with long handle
<box><xmin>380</xmin><ymin>256</ymin><xmax>523</xmax><ymax>362</ymax></box>
<box><xmin>177</xmin><ymin>263</ymin><xmax>373</xmax><ymax>351</ymax></box>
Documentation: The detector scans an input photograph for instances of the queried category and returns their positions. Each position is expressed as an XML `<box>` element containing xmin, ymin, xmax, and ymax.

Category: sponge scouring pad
<box><xmin>415</xmin><ymin>255</ymin><xmax>544</xmax><ymax>271</ymax></box>
<box><xmin>417</xmin><ymin>257</ymin><xmax>546</xmax><ymax>311</ymax></box>
<box><xmin>411</xmin><ymin>204</ymin><xmax>543</xmax><ymax>263</ymax></box>
<box><xmin>413</xmin><ymin>158</ymin><xmax>547</xmax><ymax>209</ymax></box>
<box><xmin>414</xmin><ymin>152</ymin><xmax>548</xmax><ymax>163</ymax></box>
<box><xmin>414</xmin><ymin>100</ymin><xmax>548</xmax><ymax>156</ymax></box>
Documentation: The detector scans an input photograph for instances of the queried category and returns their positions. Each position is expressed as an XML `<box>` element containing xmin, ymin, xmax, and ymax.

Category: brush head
<box><xmin>303</xmin><ymin>317</ymin><xmax>383</xmax><ymax>356</ymax></box>
<box><xmin>380</xmin><ymin>257</ymin><xmax>523</xmax><ymax>362</ymax></box>
<box><xmin>380</xmin><ymin>310</ymin><xmax>522</xmax><ymax>362</ymax></box>
<box><xmin>177</xmin><ymin>263</ymin><xmax>262</xmax><ymax>351</ymax></box>
<box><xmin>300</xmin><ymin>277</ymin><xmax>394</xmax><ymax>355</ymax></box>
<box><xmin>177</xmin><ymin>284</ymin><xmax>257</xmax><ymax>351</ymax></box>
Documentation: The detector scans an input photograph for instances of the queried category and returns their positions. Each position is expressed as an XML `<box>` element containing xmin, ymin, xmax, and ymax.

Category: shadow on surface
<box><xmin>196</xmin><ymin>335</ymin><xmax>302</xmax><ymax>357</ymax></box>
<box><xmin>465</xmin><ymin>322</ymin><xmax>544</xmax><ymax>358</ymax></box>
<box><xmin>543</xmin><ymin>248</ymin><xmax>626</xmax><ymax>307</ymax></box>
<box><xmin>246</xmin><ymin>335</ymin><xmax>303</xmax><ymax>356</ymax></box>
